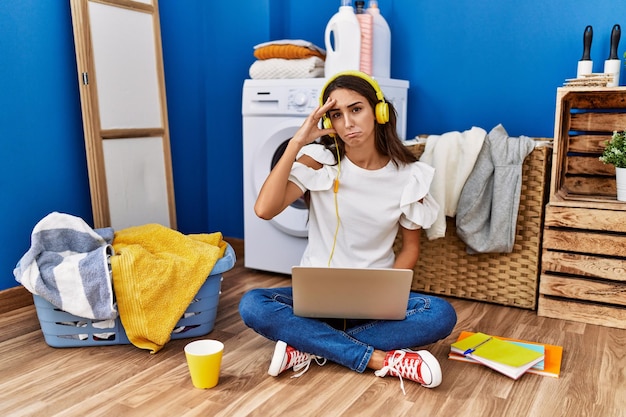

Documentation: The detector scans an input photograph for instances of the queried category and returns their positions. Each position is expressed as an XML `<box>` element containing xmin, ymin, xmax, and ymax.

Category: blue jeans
<box><xmin>238</xmin><ymin>287</ymin><xmax>457</xmax><ymax>373</ymax></box>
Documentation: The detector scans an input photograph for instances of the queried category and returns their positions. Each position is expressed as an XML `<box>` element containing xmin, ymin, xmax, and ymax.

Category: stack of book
<box><xmin>449</xmin><ymin>331</ymin><xmax>563</xmax><ymax>379</ymax></box>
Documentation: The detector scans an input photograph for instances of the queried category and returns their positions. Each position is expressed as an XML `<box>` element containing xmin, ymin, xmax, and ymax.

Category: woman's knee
<box><xmin>430</xmin><ymin>297</ymin><xmax>457</xmax><ymax>336</ymax></box>
<box><xmin>409</xmin><ymin>294</ymin><xmax>457</xmax><ymax>336</ymax></box>
<box><xmin>238</xmin><ymin>287</ymin><xmax>293</xmax><ymax>326</ymax></box>
<box><xmin>238</xmin><ymin>288</ymin><xmax>264</xmax><ymax>324</ymax></box>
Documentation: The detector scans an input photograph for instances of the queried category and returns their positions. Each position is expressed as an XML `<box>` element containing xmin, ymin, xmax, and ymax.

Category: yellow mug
<box><xmin>184</xmin><ymin>339</ymin><xmax>224</xmax><ymax>389</ymax></box>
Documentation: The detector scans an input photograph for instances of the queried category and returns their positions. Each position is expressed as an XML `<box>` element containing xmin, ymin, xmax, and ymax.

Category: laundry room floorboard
<box><xmin>1</xmin><ymin>238</ymin><xmax>625</xmax><ymax>417</ymax></box>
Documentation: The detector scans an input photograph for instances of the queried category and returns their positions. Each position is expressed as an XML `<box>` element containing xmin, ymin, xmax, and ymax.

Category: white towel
<box><xmin>419</xmin><ymin>127</ymin><xmax>486</xmax><ymax>240</ymax></box>
<box><xmin>13</xmin><ymin>212</ymin><xmax>117</xmax><ymax>320</ymax></box>
<box><xmin>249</xmin><ymin>56</ymin><xmax>325</xmax><ymax>79</ymax></box>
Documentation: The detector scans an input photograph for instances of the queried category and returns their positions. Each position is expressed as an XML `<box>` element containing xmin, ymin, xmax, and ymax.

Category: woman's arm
<box><xmin>254</xmin><ymin>98</ymin><xmax>336</xmax><ymax>220</ymax></box>
<box><xmin>393</xmin><ymin>226</ymin><xmax>420</xmax><ymax>269</ymax></box>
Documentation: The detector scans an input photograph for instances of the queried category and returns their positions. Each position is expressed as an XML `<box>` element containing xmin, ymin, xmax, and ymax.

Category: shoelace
<box><xmin>290</xmin><ymin>352</ymin><xmax>327</xmax><ymax>378</ymax></box>
<box><xmin>374</xmin><ymin>350</ymin><xmax>424</xmax><ymax>395</ymax></box>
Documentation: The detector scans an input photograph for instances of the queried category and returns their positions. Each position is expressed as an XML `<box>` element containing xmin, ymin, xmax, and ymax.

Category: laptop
<box><xmin>291</xmin><ymin>266</ymin><xmax>414</xmax><ymax>320</ymax></box>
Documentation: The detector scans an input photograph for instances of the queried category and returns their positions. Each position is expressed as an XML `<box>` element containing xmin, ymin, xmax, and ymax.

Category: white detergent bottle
<box><xmin>367</xmin><ymin>0</ymin><xmax>391</xmax><ymax>78</ymax></box>
<box><xmin>324</xmin><ymin>0</ymin><xmax>361</xmax><ymax>77</ymax></box>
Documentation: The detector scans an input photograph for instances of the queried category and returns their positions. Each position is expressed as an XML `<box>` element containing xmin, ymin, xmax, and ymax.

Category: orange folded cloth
<box><xmin>254</xmin><ymin>44</ymin><xmax>325</xmax><ymax>60</ymax></box>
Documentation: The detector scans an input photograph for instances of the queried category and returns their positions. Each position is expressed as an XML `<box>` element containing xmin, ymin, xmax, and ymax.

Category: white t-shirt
<box><xmin>289</xmin><ymin>144</ymin><xmax>439</xmax><ymax>268</ymax></box>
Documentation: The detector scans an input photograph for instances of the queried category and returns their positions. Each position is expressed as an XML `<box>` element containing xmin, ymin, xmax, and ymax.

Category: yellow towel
<box><xmin>111</xmin><ymin>224</ymin><xmax>226</xmax><ymax>353</ymax></box>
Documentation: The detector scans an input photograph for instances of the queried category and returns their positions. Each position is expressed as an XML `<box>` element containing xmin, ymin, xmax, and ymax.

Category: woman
<box><xmin>239</xmin><ymin>71</ymin><xmax>457</xmax><ymax>394</ymax></box>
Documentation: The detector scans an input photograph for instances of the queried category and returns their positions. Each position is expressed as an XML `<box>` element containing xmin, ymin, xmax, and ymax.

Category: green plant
<box><xmin>599</xmin><ymin>131</ymin><xmax>626</xmax><ymax>168</ymax></box>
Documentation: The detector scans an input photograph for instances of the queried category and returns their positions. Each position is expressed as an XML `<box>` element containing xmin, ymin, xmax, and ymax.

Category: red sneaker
<box><xmin>375</xmin><ymin>349</ymin><xmax>442</xmax><ymax>394</ymax></box>
<box><xmin>268</xmin><ymin>340</ymin><xmax>326</xmax><ymax>378</ymax></box>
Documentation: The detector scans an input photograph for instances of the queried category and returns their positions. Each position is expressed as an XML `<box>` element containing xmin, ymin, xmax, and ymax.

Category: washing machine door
<box><xmin>252</xmin><ymin>124</ymin><xmax>309</xmax><ymax>238</ymax></box>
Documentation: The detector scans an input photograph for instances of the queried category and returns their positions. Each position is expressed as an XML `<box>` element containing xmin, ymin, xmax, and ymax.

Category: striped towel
<box><xmin>13</xmin><ymin>212</ymin><xmax>116</xmax><ymax>320</ymax></box>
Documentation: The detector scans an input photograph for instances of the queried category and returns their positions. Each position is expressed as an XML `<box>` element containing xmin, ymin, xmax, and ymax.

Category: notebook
<box><xmin>448</xmin><ymin>331</ymin><xmax>563</xmax><ymax>378</ymax></box>
<box><xmin>450</xmin><ymin>332</ymin><xmax>545</xmax><ymax>380</ymax></box>
<box><xmin>291</xmin><ymin>266</ymin><xmax>413</xmax><ymax>320</ymax></box>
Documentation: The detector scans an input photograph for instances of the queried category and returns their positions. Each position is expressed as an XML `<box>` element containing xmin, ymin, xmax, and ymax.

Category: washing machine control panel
<box><xmin>243</xmin><ymin>78</ymin><xmax>408</xmax><ymax>138</ymax></box>
<box><xmin>288</xmin><ymin>88</ymin><xmax>319</xmax><ymax>113</ymax></box>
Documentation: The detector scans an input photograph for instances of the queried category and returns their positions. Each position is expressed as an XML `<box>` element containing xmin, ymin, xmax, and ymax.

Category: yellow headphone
<box><xmin>319</xmin><ymin>70</ymin><xmax>390</xmax><ymax>133</ymax></box>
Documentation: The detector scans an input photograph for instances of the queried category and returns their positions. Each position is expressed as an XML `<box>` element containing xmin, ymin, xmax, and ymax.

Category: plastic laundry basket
<box><xmin>32</xmin><ymin>243</ymin><xmax>236</xmax><ymax>348</ymax></box>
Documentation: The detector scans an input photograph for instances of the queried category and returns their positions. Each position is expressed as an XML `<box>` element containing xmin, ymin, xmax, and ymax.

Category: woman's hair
<box><xmin>319</xmin><ymin>74</ymin><xmax>417</xmax><ymax>167</ymax></box>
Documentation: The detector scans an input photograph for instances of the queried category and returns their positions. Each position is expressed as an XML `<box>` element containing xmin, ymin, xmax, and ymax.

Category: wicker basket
<box><xmin>396</xmin><ymin>141</ymin><xmax>552</xmax><ymax>309</ymax></box>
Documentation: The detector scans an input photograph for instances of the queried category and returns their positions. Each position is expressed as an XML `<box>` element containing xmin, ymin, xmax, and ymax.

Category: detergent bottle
<box><xmin>367</xmin><ymin>0</ymin><xmax>391</xmax><ymax>78</ymax></box>
<box><xmin>324</xmin><ymin>0</ymin><xmax>361</xmax><ymax>77</ymax></box>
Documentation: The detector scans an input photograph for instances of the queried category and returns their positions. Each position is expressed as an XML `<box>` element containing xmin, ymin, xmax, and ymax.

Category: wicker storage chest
<box><xmin>538</xmin><ymin>87</ymin><xmax>626</xmax><ymax>329</ymax></box>
<box><xmin>398</xmin><ymin>141</ymin><xmax>551</xmax><ymax>310</ymax></box>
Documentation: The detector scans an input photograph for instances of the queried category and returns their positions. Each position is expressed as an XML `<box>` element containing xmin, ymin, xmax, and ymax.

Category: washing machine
<box><xmin>242</xmin><ymin>77</ymin><xmax>410</xmax><ymax>274</ymax></box>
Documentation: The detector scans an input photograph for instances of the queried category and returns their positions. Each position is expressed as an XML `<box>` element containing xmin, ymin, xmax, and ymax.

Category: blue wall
<box><xmin>1</xmin><ymin>0</ymin><xmax>625</xmax><ymax>291</ymax></box>
<box><xmin>1</xmin><ymin>2</ymin><xmax>92</xmax><ymax>291</ymax></box>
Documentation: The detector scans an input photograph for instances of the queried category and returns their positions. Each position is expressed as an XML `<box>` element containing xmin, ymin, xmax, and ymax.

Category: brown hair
<box><xmin>319</xmin><ymin>74</ymin><xmax>417</xmax><ymax>167</ymax></box>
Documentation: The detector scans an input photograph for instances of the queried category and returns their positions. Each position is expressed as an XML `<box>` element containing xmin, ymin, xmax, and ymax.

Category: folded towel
<box><xmin>254</xmin><ymin>39</ymin><xmax>325</xmax><ymax>60</ymax></box>
<box><xmin>254</xmin><ymin>44</ymin><xmax>325</xmax><ymax>61</ymax></box>
<box><xmin>111</xmin><ymin>224</ymin><xmax>226</xmax><ymax>353</ymax></box>
<box><xmin>249</xmin><ymin>56</ymin><xmax>325</xmax><ymax>79</ymax></box>
<box><xmin>13</xmin><ymin>212</ymin><xmax>116</xmax><ymax>320</ymax></box>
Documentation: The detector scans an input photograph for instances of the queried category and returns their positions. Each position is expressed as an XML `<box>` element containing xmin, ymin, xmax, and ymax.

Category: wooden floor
<box><xmin>1</xmin><ymin>239</ymin><xmax>625</xmax><ymax>417</ymax></box>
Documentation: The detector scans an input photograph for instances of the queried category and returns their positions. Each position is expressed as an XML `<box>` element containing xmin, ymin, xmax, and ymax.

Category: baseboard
<box><xmin>0</xmin><ymin>285</ymin><xmax>33</xmax><ymax>314</ymax></box>
<box><xmin>224</xmin><ymin>237</ymin><xmax>244</xmax><ymax>259</ymax></box>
